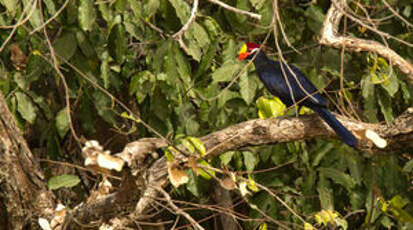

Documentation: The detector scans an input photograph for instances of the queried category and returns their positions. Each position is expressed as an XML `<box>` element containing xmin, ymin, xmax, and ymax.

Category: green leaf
<box><xmin>223</xmin><ymin>40</ymin><xmax>237</xmax><ymax>64</ymax></box>
<box><xmin>220</xmin><ymin>151</ymin><xmax>235</xmax><ymax>166</ymax></box>
<box><xmin>319</xmin><ymin>167</ymin><xmax>356</xmax><ymax>191</ymax></box>
<box><xmin>239</xmin><ymin>71</ymin><xmax>257</xmax><ymax>105</ymax></box>
<box><xmin>212</xmin><ymin>63</ymin><xmax>241</xmax><ymax>83</ymax></box>
<box><xmin>100</xmin><ymin>51</ymin><xmax>110</xmax><ymax>89</ymax></box>
<box><xmin>165</xmin><ymin>148</ymin><xmax>175</xmax><ymax>162</ymax></box>
<box><xmin>78</xmin><ymin>0</ymin><xmax>96</xmax><ymax>31</ymax></box>
<box><xmin>402</xmin><ymin>159</ymin><xmax>413</xmax><ymax>172</ymax></box>
<box><xmin>143</xmin><ymin>0</ymin><xmax>160</xmax><ymax>17</ymax></box>
<box><xmin>217</xmin><ymin>90</ymin><xmax>239</xmax><ymax>108</ymax></box>
<box><xmin>1</xmin><ymin>0</ymin><xmax>17</xmax><ymax>14</ymax></box>
<box><xmin>256</xmin><ymin>96</ymin><xmax>286</xmax><ymax>118</ymax></box>
<box><xmin>109</xmin><ymin>24</ymin><xmax>127</xmax><ymax>63</ymax></box>
<box><xmin>377</xmin><ymin>90</ymin><xmax>394</xmax><ymax>123</ymax></box>
<box><xmin>317</xmin><ymin>174</ymin><xmax>334</xmax><ymax>210</ymax></box>
<box><xmin>243</xmin><ymin>151</ymin><xmax>257</xmax><ymax>172</ymax></box>
<box><xmin>197</xmin><ymin>159</ymin><xmax>215</xmax><ymax>179</ymax></box>
<box><xmin>187</xmin><ymin>23</ymin><xmax>210</xmax><ymax>49</ymax></box>
<box><xmin>345</xmin><ymin>152</ymin><xmax>363</xmax><ymax>185</ymax></box>
<box><xmin>54</xmin><ymin>32</ymin><xmax>77</xmax><ymax>61</ymax></box>
<box><xmin>187</xmin><ymin>137</ymin><xmax>206</xmax><ymax>156</ymax></box>
<box><xmin>380</xmin><ymin>73</ymin><xmax>399</xmax><ymax>97</ymax></box>
<box><xmin>168</xmin><ymin>0</ymin><xmax>190</xmax><ymax>23</ymax></box>
<box><xmin>174</xmin><ymin>43</ymin><xmax>191</xmax><ymax>85</ymax></box>
<box><xmin>186</xmin><ymin>169</ymin><xmax>201</xmax><ymax>197</ymax></box>
<box><xmin>76</xmin><ymin>30</ymin><xmax>95</xmax><ymax>57</ymax></box>
<box><xmin>48</xmin><ymin>174</ymin><xmax>80</xmax><ymax>190</ymax></box>
<box><xmin>400</xmin><ymin>80</ymin><xmax>411</xmax><ymax>103</ymax></box>
<box><xmin>15</xmin><ymin>92</ymin><xmax>38</xmax><ymax>124</ymax></box>
<box><xmin>43</xmin><ymin>0</ymin><xmax>56</xmax><ymax>15</ymax></box>
<box><xmin>194</xmin><ymin>40</ymin><xmax>218</xmax><ymax>78</ymax></box>
<box><xmin>361</xmin><ymin>77</ymin><xmax>378</xmax><ymax>123</ymax></box>
<box><xmin>185</xmin><ymin>39</ymin><xmax>202</xmax><ymax>62</ymax></box>
<box><xmin>304</xmin><ymin>5</ymin><xmax>325</xmax><ymax>34</ymax></box>
<box><xmin>249</xmin><ymin>0</ymin><xmax>265</xmax><ymax>10</ymax></box>
<box><xmin>181</xmin><ymin>138</ymin><xmax>195</xmax><ymax>154</ymax></box>
<box><xmin>23</xmin><ymin>0</ymin><xmax>42</xmax><ymax>28</ymax></box>
<box><xmin>55</xmin><ymin>107</ymin><xmax>70</xmax><ymax>138</ymax></box>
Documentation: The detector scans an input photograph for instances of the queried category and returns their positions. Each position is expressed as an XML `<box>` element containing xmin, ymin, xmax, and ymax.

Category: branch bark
<box><xmin>0</xmin><ymin>93</ymin><xmax>56</xmax><ymax>229</ymax></box>
<box><xmin>63</xmin><ymin>107</ymin><xmax>413</xmax><ymax>227</ymax></box>
<box><xmin>319</xmin><ymin>0</ymin><xmax>413</xmax><ymax>84</ymax></box>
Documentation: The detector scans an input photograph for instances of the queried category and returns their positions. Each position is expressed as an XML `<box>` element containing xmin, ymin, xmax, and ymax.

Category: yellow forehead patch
<box><xmin>239</xmin><ymin>44</ymin><xmax>247</xmax><ymax>54</ymax></box>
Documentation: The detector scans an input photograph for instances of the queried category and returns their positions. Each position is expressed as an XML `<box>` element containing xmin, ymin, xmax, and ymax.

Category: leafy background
<box><xmin>0</xmin><ymin>0</ymin><xmax>413</xmax><ymax>229</ymax></box>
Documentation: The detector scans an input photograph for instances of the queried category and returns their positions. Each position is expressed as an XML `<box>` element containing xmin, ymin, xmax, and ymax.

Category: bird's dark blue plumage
<box><xmin>246</xmin><ymin>49</ymin><xmax>357</xmax><ymax>147</ymax></box>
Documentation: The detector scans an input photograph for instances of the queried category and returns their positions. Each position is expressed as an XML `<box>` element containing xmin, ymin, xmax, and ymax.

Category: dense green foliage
<box><xmin>1</xmin><ymin>0</ymin><xmax>413</xmax><ymax>229</ymax></box>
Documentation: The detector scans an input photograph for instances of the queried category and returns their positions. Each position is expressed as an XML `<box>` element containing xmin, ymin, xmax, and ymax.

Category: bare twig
<box><xmin>382</xmin><ymin>0</ymin><xmax>413</xmax><ymax>28</ymax></box>
<box><xmin>206</xmin><ymin>0</ymin><xmax>261</xmax><ymax>20</ymax></box>
<box><xmin>154</xmin><ymin>186</ymin><xmax>205</xmax><ymax>230</ymax></box>
<box><xmin>172</xmin><ymin>0</ymin><xmax>199</xmax><ymax>39</ymax></box>
<box><xmin>0</xmin><ymin>0</ymin><xmax>38</xmax><ymax>52</ymax></box>
<box><xmin>320</xmin><ymin>0</ymin><xmax>413</xmax><ymax>84</ymax></box>
<box><xmin>30</xmin><ymin>0</ymin><xmax>71</xmax><ymax>34</ymax></box>
<box><xmin>40</xmin><ymin>1</ymin><xmax>81</xmax><ymax>146</ymax></box>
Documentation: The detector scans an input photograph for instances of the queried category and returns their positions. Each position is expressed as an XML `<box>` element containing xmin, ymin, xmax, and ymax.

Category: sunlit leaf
<box><xmin>197</xmin><ymin>159</ymin><xmax>215</xmax><ymax>180</ymax></box>
<box><xmin>256</xmin><ymin>96</ymin><xmax>286</xmax><ymax>118</ymax></box>
<box><xmin>48</xmin><ymin>174</ymin><xmax>80</xmax><ymax>190</ymax></box>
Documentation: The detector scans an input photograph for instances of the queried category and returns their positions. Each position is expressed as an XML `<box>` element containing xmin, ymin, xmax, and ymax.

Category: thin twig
<box><xmin>382</xmin><ymin>0</ymin><xmax>413</xmax><ymax>28</ymax></box>
<box><xmin>172</xmin><ymin>0</ymin><xmax>198</xmax><ymax>39</ymax></box>
<box><xmin>0</xmin><ymin>0</ymin><xmax>38</xmax><ymax>52</ymax></box>
<box><xmin>30</xmin><ymin>0</ymin><xmax>70</xmax><ymax>34</ymax></box>
<box><xmin>154</xmin><ymin>186</ymin><xmax>205</xmax><ymax>230</ymax></box>
<box><xmin>39</xmin><ymin>1</ymin><xmax>82</xmax><ymax>146</ymax></box>
<box><xmin>206</xmin><ymin>0</ymin><xmax>261</xmax><ymax>20</ymax></box>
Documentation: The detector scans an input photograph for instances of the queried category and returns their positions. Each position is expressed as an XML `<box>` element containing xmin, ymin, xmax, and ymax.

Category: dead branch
<box><xmin>62</xmin><ymin>107</ymin><xmax>413</xmax><ymax>227</ymax></box>
<box><xmin>319</xmin><ymin>0</ymin><xmax>413</xmax><ymax>84</ymax></box>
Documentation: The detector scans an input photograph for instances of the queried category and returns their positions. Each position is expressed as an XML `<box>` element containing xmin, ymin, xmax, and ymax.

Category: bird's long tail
<box><xmin>312</xmin><ymin>106</ymin><xmax>357</xmax><ymax>147</ymax></box>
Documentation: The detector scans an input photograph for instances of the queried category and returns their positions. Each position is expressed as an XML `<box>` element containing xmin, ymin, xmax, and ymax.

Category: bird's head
<box><xmin>238</xmin><ymin>42</ymin><xmax>260</xmax><ymax>61</ymax></box>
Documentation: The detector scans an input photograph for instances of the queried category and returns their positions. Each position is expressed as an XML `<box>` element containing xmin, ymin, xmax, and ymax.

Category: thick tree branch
<box><xmin>63</xmin><ymin>107</ymin><xmax>413</xmax><ymax>227</ymax></box>
<box><xmin>319</xmin><ymin>0</ymin><xmax>413</xmax><ymax>84</ymax></box>
<box><xmin>0</xmin><ymin>93</ymin><xmax>56</xmax><ymax>229</ymax></box>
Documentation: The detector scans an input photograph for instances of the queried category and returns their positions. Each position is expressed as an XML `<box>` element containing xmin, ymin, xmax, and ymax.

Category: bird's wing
<box><xmin>280</xmin><ymin>63</ymin><xmax>328</xmax><ymax>107</ymax></box>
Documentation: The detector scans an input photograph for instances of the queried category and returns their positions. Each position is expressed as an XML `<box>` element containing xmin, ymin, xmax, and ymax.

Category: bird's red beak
<box><xmin>238</xmin><ymin>44</ymin><xmax>249</xmax><ymax>61</ymax></box>
<box><xmin>238</xmin><ymin>52</ymin><xmax>249</xmax><ymax>61</ymax></box>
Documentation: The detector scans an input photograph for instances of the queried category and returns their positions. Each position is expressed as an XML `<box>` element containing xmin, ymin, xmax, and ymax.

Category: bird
<box><xmin>238</xmin><ymin>42</ymin><xmax>357</xmax><ymax>147</ymax></box>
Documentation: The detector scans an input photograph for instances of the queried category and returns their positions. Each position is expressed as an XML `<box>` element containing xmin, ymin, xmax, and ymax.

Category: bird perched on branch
<box><xmin>238</xmin><ymin>42</ymin><xmax>357</xmax><ymax>147</ymax></box>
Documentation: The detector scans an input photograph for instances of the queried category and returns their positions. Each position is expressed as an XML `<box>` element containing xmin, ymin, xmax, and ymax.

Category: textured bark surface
<box><xmin>63</xmin><ymin>107</ymin><xmax>413</xmax><ymax>228</ymax></box>
<box><xmin>0</xmin><ymin>93</ymin><xmax>55</xmax><ymax>229</ymax></box>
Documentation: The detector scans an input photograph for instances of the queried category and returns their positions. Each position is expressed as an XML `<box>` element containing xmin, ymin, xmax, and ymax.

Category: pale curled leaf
<box><xmin>239</xmin><ymin>181</ymin><xmax>251</xmax><ymax>196</ymax></box>
<box><xmin>365</xmin><ymin>129</ymin><xmax>387</xmax><ymax>148</ymax></box>
<box><xmin>97</xmin><ymin>154</ymin><xmax>125</xmax><ymax>172</ymax></box>
<box><xmin>168</xmin><ymin>162</ymin><xmax>189</xmax><ymax>187</ymax></box>
<box><xmin>220</xmin><ymin>176</ymin><xmax>236</xmax><ymax>190</ymax></box>
<box><xmin>38</xmin><ymin>218</ymin><xmax>52</xmax><ymax>230</ymax></box>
